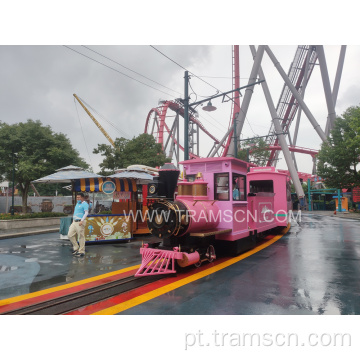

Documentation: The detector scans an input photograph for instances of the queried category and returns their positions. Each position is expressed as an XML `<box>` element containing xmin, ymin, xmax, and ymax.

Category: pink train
<box><xmin>135</xmin><ymin>157</ymin><xmax>292</xmax><ymax>277</ymax></box>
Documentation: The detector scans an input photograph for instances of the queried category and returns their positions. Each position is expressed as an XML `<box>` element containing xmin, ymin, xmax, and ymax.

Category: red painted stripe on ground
<box><xmin>66</xmin><ymin>234</ymin><xmax>280</xmax><ymax>315</ymax></box>
<box><xmin>65</xmin><ymin>256</ymin><xmax>234</xmax><ymax>315</ymax></box>
<box><xmin>0</xmin><ymin>268</ymin><xmax>136</xmax><ymax>314</ymax></box>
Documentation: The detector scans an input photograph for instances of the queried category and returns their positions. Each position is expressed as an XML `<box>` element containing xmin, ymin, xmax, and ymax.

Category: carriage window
<box><xmin>232</xmin><ymin>174</ymin><xmax>246</xmax><ymax>201</ymax></box>
<box><xmin>214</xmin><ymin>173</ymin><xmax>229</xmax><ymax>201</ymax></box>
<box><xmin>249</xmin><ymin>180</ymin><xmax>274</xmax><ymax>193</ymax></box>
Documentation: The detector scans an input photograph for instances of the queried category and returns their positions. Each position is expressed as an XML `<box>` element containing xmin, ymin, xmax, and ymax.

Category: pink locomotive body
<box><xmin>135</xmin><ymin>158</ymin><xmax>291</xmax><ymax>277</ymax></box>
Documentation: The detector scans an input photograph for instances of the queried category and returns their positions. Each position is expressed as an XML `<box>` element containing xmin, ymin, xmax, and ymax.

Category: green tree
<box><xmin>237</xmin><ymin>137</ymin><xmax>271</xmax><ymax>166</ymax></box>
<box><xmin>317</xmin><ymin>105</ymin><xmax>360</xmax><ymax>189</ymax></box>
<box><xmin>93</xmin><ymin>137</ymin><xmax>129</xmax><ymax>175</ymax></box>
<box><xmin>93</xmin><ymin>133</ymin><xmax>171</xmax><ymax>175</ymax></box>
<box><xmin>0</xmin><ymin>119</ymin><xmax>88</xmax><ymax>212</ymax></box>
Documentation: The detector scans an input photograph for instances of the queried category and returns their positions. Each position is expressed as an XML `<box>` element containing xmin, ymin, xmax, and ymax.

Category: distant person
<box><xmin>233</xmin><ymin>181</ymin><xmax>240</xmax><ymax>200</ymax></box>
<box><xmin>68</xmin><ymin>193</ymin><xmax>89</xmax><ymax>257</ymax></box>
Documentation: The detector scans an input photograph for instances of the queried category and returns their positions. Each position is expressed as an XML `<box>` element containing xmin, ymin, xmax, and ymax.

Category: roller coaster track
<box><xmin>268</xmin><ymin>145</ymin><xmax>318</xmax><ymax>156</ymax></box>
<box><xmin>144</xmin><ymin>46</ymin><xmax>321</xmax><ymax>170</ymax></box>
<box><xmin>144</xmin><ymin>99</ymin><xmax>224</xmax><ymax>159</ymax></box>
<box><xmin>266</xmin><ymin>45</ymin><xmax>318</xmax><ymax>166</ymax></box>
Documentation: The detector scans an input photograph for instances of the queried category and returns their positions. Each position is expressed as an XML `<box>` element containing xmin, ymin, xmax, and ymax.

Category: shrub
<box><xmin>98</xmin><ymin>210</ymin><xmax>112</xmax><ymax>215</ymax></box>
<box><xmin>0</xmin><ymin>212</ymin><xmax>65</xmax><ymax>220</ymax></box>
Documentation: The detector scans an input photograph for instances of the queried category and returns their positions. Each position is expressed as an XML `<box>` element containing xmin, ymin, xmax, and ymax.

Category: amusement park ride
<box><xmin>75</xmin><ymin>45</ymin><xmax>347</xmax><ymax>201</ymax></box>
<box><xmin>144</xmin><ymin>45</ymin><xmax>347</xmax><ymax>200</ymax></box>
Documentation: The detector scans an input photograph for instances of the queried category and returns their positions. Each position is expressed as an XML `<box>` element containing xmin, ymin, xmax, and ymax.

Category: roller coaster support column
<box><xmin>184</xmin><ymin>71</ymin><xmax>190</xmax><ymax>160</ymax></box>
<box><xmin>264</xmin><ymin>46</ymin><xmax>327</xmax><ymax>143</ymax></box>
<box><xmin>325</xmin><ymin>45</ymin><xmax>346</xmax><ymax>136</ymax></box>
<box><xmin>332</xmin><ymin>46</ymin><xmax>346</xmax><ymax>106</ymax></box>
<box><xmin>292</xmin><ymin>46</ymin><xmax>312</xmax><ymax>169</ymax></box>
<box><xmin>316</xmin><ymin>46</ymin><xmax>337</xmax><ymax>137</ymax></box>
<box><xmin>233</xmin><ymin>111</ymin><xmax>238</xmax><ymax>158</ymax></box>
<box><xmin>250</xmin><ymin>46</ymin><xmax>305</xmax><ymax>199</ymax></box>
<box><xmin>227</xmin><ymin>45</ymin><xmax>265</xmax><ymax>158</ymax></box>
<box><xmin>208</xmin><ymin>123</ymin><xmax>234</xmax><ymax>157</ymax></box>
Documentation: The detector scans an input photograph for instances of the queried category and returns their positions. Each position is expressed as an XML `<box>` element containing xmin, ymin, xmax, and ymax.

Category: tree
<box><xmin>93</xmin><ymin>137</ymin><xmax>129</xmax><ymax>175</ymax></box>
<box><xmin>0</xmin><ymin>119</ymin><xmax>88</xmax><ymax>212</ymax></box>
<box><xmin>317</xmin><ymin>105</ymin><xmax>360</xmax><ymax>189</ymax></box>
<box><xmin>93</xmin><ymin>133</ymin><xmax>171</xmax><ymax>175</ymax></box>
<box><xmin>237</xmin><ymin>137</ymin><xmax>271</xmax><ymax>166</ymax></box>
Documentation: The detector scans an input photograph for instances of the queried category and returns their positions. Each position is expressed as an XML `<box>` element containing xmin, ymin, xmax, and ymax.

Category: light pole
<box><xmin>184</xmin><ymin>71</ymin><xmax>190</xmax><ymax>160</ymax></box>
<box><xmin>182</xmin><ymin>71</ymin><xmax>264</xmax><ymax>160</ymax></box>
<box><xmin>11</xmin><ymin>151</ymin><xmax>15</xmax><ymax>215</ymax></box>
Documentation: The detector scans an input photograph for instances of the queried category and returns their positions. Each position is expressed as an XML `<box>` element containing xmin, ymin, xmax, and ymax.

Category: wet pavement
<box><xmin>120</xmin><ymin>213</ymin><xmax>360</xmax><ymax>315</ymax></box>
<box><xmin>0</xmin><ymin>233</ymin><xmax>144</xmax><ymax>300</ymax></box>
<box><xmin>1</xmin><ymin>212</ymin><xmax>360</xmax><ymax>315</ymax></box>
<box><xmin>0</xmin><ymin>226</ymin><xmax>59</xmax><ymax>239</ymax></box>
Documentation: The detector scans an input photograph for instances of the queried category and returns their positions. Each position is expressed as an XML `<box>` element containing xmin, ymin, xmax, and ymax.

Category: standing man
<box><xmin>68</xmin><ymin>193</ymin><xmax>89</xmax><ymax>257</ymax></box>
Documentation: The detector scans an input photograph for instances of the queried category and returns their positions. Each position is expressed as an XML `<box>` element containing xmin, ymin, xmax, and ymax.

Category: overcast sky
<box><xmin>1</xmin><ymin>44</ymin><xmax>359</xmax><ymax>175</ymax></box>
<box><xmin>1</xmin><ymin>2</ymin><xmax>359</xmax><ymax>176</ymax></box>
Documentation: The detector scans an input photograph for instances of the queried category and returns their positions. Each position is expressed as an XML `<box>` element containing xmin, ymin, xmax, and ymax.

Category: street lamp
<box><xmin>182</xmin><ymin>71</ymin><xmax>264</xmax><ymax>160</ymax></box>
<box><xmin>202</xmin><ymin>100</ymin><xmax>217</xmax><ymax>112</ymax></box>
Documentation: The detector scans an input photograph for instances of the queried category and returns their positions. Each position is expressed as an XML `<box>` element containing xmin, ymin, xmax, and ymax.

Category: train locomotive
<box><xmin>135</xmin><ymin>157</ymin><xmax>292</xmax><ymax>277</ymax></box>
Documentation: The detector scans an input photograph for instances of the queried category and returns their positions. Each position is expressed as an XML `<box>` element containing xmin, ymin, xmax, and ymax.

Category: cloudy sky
<box><xmin>1</xmin><ymin>2</ymin><xmax>359</xmax><ymax>176</ymax></box>
<box><xmin>1</xmin><ymin>44</ymin><xmax>359</xmax><ymax>175</ymax></box>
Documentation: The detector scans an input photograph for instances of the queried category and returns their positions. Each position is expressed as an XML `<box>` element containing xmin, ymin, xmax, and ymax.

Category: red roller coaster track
<box><xmin>144</xmin><ymin>46</ymin><xmax>319</xmax><ymax>173</ymax></box>
<box><xmin>144</xmin><ymin>100</ymin><xmax>225</xmax><ymax>159</ymax></box>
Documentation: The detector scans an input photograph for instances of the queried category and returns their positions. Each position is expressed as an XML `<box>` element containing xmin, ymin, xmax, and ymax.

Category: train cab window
<box><xmin>249</xmin><ymin>180</ymin><xmax>274</xmax><ymax>193</ymax></box>
<box><xmin>186</xmin><ymin>175</ymin><xmax>196</xmax><ymax>182</ymax></box>
<box><xmin>214</xmin><ymin>173</ymin><xmax>229</xmax><ymax>201</ymax></box>
<box><xmin>232</xmin><ymin>174</ymin><xmax>246</xmax><ymax>201</ymax></box>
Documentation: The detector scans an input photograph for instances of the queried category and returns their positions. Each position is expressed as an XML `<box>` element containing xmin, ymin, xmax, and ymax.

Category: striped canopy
<box><xmin>74</xmin><ymin>178</ymin><xmax>137</xmax><ymax>192</ymax></box>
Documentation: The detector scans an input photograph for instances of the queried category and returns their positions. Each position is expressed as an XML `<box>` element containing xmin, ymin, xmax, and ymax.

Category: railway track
<box><xmin>2</xmin><ymin>275</ymin><xmax>164</xmax><ymax>315</ymax></box>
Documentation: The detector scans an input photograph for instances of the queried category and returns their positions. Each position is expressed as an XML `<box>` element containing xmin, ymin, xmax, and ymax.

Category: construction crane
<box><xmin>73</xmin><ymin>94</ymin><xmax>116</xmax><ymax>148</ymax></box>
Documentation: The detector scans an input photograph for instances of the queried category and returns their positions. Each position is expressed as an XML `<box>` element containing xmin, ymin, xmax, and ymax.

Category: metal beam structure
<box><xmin>227</xmin><ymin>45</ymin><xmax>265</xmax><ymax>157</ymax></box>
<box><xmin>222</xmin><ymin>45</ymin><xmax>241</xmax><ymax>157</ymax></box>
<box><xmin>143</xmin><ymin>45</ymin><xmax>347</xmax><ymax>197</ymax></box>
<box><xmin>250</xmin><ymin>46</ymin><xmax>305</xmax><ymax>198</ymax></box>
<box><xmin>332</xmin><ymin>45</ymin><xmax>347</xmax><ymax>106</ymax></box>
<box><xmin>316</xmin><ymin>45</ymin><xmax>337</xmax><ymax>136</ymax></box>
<box><xmin>325</xmin><ymin>45</ymin><xmax>347</xmax><ymax>136</ymax></box>
<box><xmin>266</xmin><ymin>46</ymin><xmax>318</xmax><ymax>167</ymax></box>
<box><xmin>264</xmin><ymin>46</ymin><xmax>327</xmax><ymax>143</ymax></box>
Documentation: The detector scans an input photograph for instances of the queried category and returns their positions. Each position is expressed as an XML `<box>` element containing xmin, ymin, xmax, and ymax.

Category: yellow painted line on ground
<box><xmin>0</xmin><ymin>264</ymin><xmax>140</xmax><ymax>307</ymax></box>
<box><xmin>93</xmin><ymin>224</ymin><xmax>291</xmax><ymax>315</ymax></box>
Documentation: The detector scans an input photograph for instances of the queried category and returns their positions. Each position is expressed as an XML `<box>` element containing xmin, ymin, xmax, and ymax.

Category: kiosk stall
<box><xmin>32</xmin><ymin>165</ymin><xmax>154</xmax><ymax>242</ymax></box>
